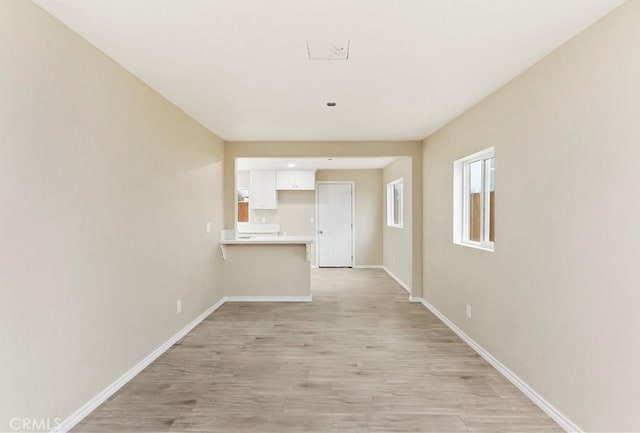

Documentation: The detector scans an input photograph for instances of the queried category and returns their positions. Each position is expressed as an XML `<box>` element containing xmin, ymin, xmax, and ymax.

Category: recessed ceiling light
<box><xmin>287</xmin><ymin>163</ymin><xmax>296</xmax><ymax>168</ymax></box>
<box><xmin>326</xmin><ymin>102</ymin><xmax>336</xmax><ymax>107</ymax></box>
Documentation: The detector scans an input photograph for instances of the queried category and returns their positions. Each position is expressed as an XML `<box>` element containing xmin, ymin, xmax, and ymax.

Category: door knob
<box><xmin>318</xmin><ymin>230</ymin><xmax>324</xmax><ymax>234</ymax></box>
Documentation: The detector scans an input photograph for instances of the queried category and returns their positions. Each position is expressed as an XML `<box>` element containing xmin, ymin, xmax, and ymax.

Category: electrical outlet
<box><xmin>392</xmin><ymin>256</ymin><xmax>396</xmax><ymax>264</ymax></box>
<box><xmin>261</xmin><ymin>217</ymin><xmax>266</xmax><ymax>223</ymax></box>
<box><xmin>309</xmin><ymin>216</ymin><xmax>314</xmax><ymax>223</ymax></box>
<box><xmin>466</xmin><ymin>304</ymin><xmax>471</xmax><ymax>319</ymax></box>
<box><xmin>206</xmin><ymin>222</ymin><xmax>212</xmax><ymax>233</ymax></box>
<box><xmin>177</xmin><ymin>299</ymin><xmax>182</xmax><ymax>314</ymax></box>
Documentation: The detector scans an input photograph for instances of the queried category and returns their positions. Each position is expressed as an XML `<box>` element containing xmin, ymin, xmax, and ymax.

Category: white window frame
<box><xmin>453</xmin><ymin>147</ymin><xmax>494</xmax><ymax>252</ymax></box>
<box><xmin>386</xmin><ymin>178</ymin><xmax>404</xmax><ymax>229</ymax></box>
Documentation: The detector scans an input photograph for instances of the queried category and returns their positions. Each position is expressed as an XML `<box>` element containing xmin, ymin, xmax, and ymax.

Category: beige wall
<box><xmin>382</xmin><ymin>157</ymin><xmax>412</xmax><ymax>288</ymax></box>
<box><xmin>316</xmin><ymin>170</ymin><xmax>383</xmax><ymax>266</ymax></box>
<box><xmin>422</xmin><ymin>2</ymin><xmax>640</xmax><ymax>431</ymax></box>
<box><xmin>223</xmin><ymin>244</ymin><xmax>310</xmax><ymax>297</ymax></box>
<box><xmin>0</xmin><ymin>1</ymin><xmax>225</xmax><ymax>428</ymax></box>
<box><xmin>225</xmin><ymin>142</ymin><xmax>423</xmax><ymax>296</ymax></box>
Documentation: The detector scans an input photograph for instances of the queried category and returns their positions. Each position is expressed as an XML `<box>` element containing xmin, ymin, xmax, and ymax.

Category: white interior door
<box><xmin>317</xmin><ymin>183</ymin><xmax>353</xmax><ymax>267</ymax></box>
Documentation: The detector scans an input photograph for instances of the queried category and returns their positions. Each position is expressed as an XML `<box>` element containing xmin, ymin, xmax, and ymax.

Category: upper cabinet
<box><xmin>250</xmin><ymin>170</ymin><xmax>277</xmax><ymax>209</ymax></box>
<box><xmin>276</xmin><ymin>170</ymin><xmax>315</xmax><ymax>190</ymax></box>
<box><xmin>249</xmin><ymin>170</ymin><xmax>314</xmax><ymax>210</ymax></box>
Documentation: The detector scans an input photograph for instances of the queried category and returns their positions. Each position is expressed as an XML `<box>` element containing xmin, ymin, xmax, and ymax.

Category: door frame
<box><xmin>315</xmin><ymin>181</ymin><xmax>356</xmax><ymax>268</ymax></box>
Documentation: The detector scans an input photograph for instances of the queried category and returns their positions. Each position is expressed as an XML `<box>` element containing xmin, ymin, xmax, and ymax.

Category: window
<box><xmin>453</xmin><ymin>148</ymin><xmax>495</xmax><ymax>251</ymax></box>
<box><xmin>386</xmin><ymin>178</ymin><xmax>403</xmax><ymax>228</ymax></box>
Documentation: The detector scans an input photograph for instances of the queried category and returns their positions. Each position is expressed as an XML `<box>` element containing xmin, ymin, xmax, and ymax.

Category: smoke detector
<box><xmin>306</xmin><ymin>40</ymin><xmax>350</xmax><ymax>60</ymax></box>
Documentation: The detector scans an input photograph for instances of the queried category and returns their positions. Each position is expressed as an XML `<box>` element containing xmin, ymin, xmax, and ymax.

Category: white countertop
<box><xmin>219</xmin><ymin>230</ymin><xmax>314</xmax><ymax>245</ymax></box>
<box><xmin>220</xmin><ymin>236</ymin><xmax>314</xmax><ymax>245</ymax></box>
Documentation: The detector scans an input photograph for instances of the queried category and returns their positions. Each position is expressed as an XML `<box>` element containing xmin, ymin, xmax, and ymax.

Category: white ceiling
<box><xmin>237</xmin><ymin>157</ymin><xmax>398</xmax><ymax>171</ymax></box>
<box><xmin>34</xmin><ymin>0</ymin><xmax>625</xmax><ymax>141</ymax></box>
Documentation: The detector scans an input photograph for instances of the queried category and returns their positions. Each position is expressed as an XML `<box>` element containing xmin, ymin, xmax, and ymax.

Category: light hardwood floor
<box><xmin>73</xmin><ymin>268</ymin><xmax>561</xmax><ymax>432</ymax></box>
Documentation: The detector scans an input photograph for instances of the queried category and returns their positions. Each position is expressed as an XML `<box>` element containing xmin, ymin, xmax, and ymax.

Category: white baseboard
<box><xmin>53</xmin><ymin>297</ymin><xmax>226</xmax><ymax>433</ymax></box>
<box><xmin>382</xmin><ymin>266</ymin><xmax>412</xmax><ymax>294</ymax></box>
<box><xmin>420</xmin><ymin>299</ymin><xmax>581</xmax><ymax>433</ymax></box>
<box><xmin>353</xmin><ymin>265</ymin><xmax>383</xmax><ymax>269</ymax></box>
<box><xmin>224</xmin><ymin>295</ymin><xmax>312</xmax><ymax>302</ymax></box>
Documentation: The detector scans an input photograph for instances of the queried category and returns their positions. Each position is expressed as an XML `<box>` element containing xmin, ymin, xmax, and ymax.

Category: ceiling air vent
<box><xmin>306</xmin><ymin>40</ymin><xmax>350</xmax><ymax>60</ymax></box>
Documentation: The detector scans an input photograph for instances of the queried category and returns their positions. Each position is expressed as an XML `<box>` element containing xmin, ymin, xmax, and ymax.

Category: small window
<box><xmin>453</xmin><ymin>148</ymin><xmax>494</xmax><ymax>251</ymax></box>
<box><xmin>387</xmin><ymin>178</ymin><xmax>403</xmax><ymax>228</ymax></box>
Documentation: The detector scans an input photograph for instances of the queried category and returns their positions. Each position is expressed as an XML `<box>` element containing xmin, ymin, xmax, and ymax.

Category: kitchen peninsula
<box><xmin>219</xmin><ymin>230</ymin><xmax>314</xmax><ymax>300</ymax></box>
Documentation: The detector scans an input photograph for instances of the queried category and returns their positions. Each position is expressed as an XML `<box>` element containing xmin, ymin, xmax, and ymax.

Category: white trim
<box><xmin>353</xmin><ymin>265</ymin><xmax>383</xmax><ymax>269</ymax></box>
<box><xmin>53</xmin><ymin>297</ymin><xmax>227</xmax><ymax>433</ymax></box>
<box><xmin>482</xmin><ymin>157</ymin><xmax>493</xmax><ymax>247</ymax></box>
<box><xmin>382</xmin><ymin>266</ymin><xmax>412</xmax><ymax>294</ymax></box>
<box><xmin>233</xmin><ymin>157</ymin><xmax>240</xmax><ymax>230</ymax></box>
<box><xmin>225</xmin><ymin>295</ymin><xmax>312</xmax><ymax>302</ymax></box>
<box><xmin>420</xmin><ymin>299</ymin><xmax>581</xmax><ymax>433</ymax></box>
<box><xmin>452</xmin><ymin>159</ymin><xmax>463</xmax><ymax>244</ymax></box>
<box><xmin>453</xmin><ymin>147</ymin><xmax>495</xmax><ymax>252</ymax></box>
<box><xmin>453</xmin><ymin>241</ymin><xmax>494</xmax><ymax>253</ymax></box>
<box><xmin>386</xmin><ymin>177</ymin><xmax>404</xmax><ymax>228</ymax></box>
<box><xmin>408</xmin><ymin>296</ymin><xmax>423</xmax><ymax>303</ymax></box>
<box><xmin>315</xmin><ymin>181</ymin><xmax>356</xmax><ymax>268</ymax></box>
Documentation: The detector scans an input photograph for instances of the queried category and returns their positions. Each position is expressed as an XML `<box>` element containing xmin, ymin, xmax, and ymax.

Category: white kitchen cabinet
<box><xmin>294</xmin><ymin>171</ymin><xmax>316</xmax><ymax>189</ymax></box>
<box><xmin>275</xmin><ymin>171</ymin><xmax>295</xmax><ymax>189</ymax></box>
<box><xmin>276</xmin><ymin>170</ymin><xmax>315</xmax><ymax>190</ymax></box>
<box><xmin>250</xmin><ymin>170</ymin><xmax>277</xmax><ymax>209</ymax></box>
